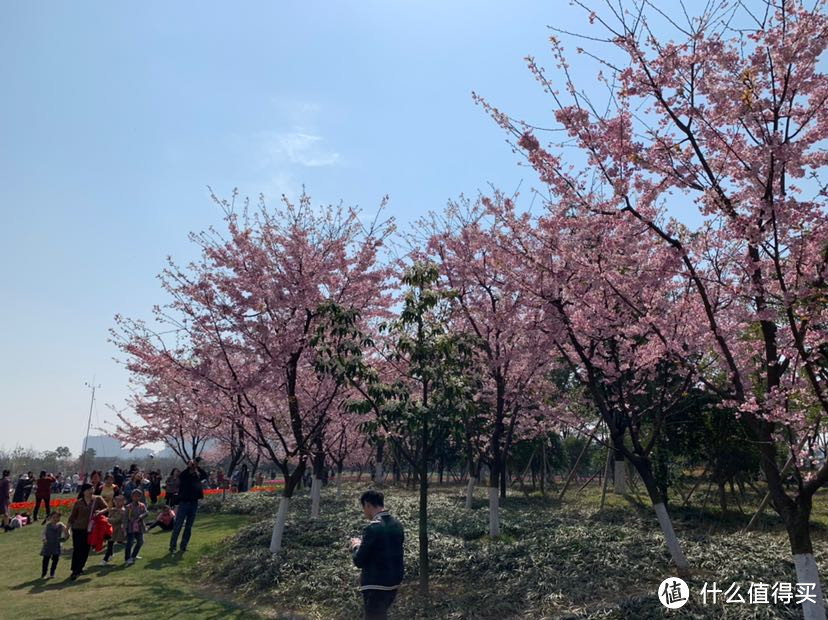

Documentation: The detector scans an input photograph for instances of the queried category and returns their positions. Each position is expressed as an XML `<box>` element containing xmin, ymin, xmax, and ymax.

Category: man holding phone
<box><xmin>350</xmin><ymin>490</ymin><xmax>405</xmax><ymax>620</ymax></box>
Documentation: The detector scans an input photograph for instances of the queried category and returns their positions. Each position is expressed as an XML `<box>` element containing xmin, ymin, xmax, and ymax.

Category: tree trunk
<box><xmin>488</xmin><ymin>486</ymin><xmax>500</xmax><ymax>536</ymax></box>
<box><xmin>336</xmin><ymin>462</ymin><xmax>343</xmax><ymax>500</ymax></box>
<box><xmin>438</xmin><ymin>454</ymin><xmax>444</xmax><ymax>485</ymax></box>
<box><xmin>614</xmin><ymin>452</ymin><xmax>627</xmax><ymax>495</ymax></box>
<box><xmin>270</xmin><ymin>497</ymin><xmax>291</xmax><ymax>553</ymax></box>
<box><xmin>270</xmin><ymin>460</ymin><xmax>304</xmax><ymax>553</ymax></box>
<box><xmin>599</xmin><ymin>446</ymin><xmax>612</xmax><ymax>511</ymax></box>
<box><xmin>311</xmin><ymin>477</ymin><xmax>322</xmax><ymax>518</ymax></box>
<box><xmin>718</xmin><ymin>481</ymin><xmax>727</xmax><ymax>514</ymax></box>
<box><xmin>781</xmin><ymin>494</ymin><xmax>825</xmax><ymax>619</ymax></box>
<box><xmin>418</xmin><ymin>405</ymin><xmax>429</xmax><ymax>596</ymax></box>
<box><xmin>488</xmin><ymin>462</ymin><xmax>501</xmax><ymax>536</ymax></box>
<box><xmin>794</xmin><ymin>553</ymin><xmax>825</xmax><ymax>620</ymax></box>
<box><xmin>465</xmin><ymin>460</ymin><xmax>476</xmax><ymax>510</ymax></box>
<box><xmin>250</xmin><ymin>452</ymin><xmax>261</xmax><ymax>486</ymax></box>
<box><xmin>540</xmin><ymin>439</ymin><xmax>547</xmax><ymax>498</ymax></box>
<box><xmin>653</xmin><ymin>502</ymin><xmax>688</xmax><ymax>571</ymax></box>
<box><xmin>636</xmin><ymin>458</ymin><xmax>689</xmax><ymax>570</ymax></box>
<box><xmin>418</xmin><ymin>459</ymin><xmax>429</xmax><ymax>595</ymax></box>
<box><xmin>311</xmin><ymin>447</ymin><xmax>325</xmax><ymax>519</ymax></box>
<box><xmin>375</xmin><ymin>441</ymin><xmax>384</xmax><ymax>486</ymax></box>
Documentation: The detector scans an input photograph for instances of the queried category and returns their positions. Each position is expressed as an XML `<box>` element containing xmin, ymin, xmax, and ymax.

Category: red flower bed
<box><xmin>9</xmin><ymin>497</ymin><xmax>76</xmax><ymax>512</ymax></box>
<box><xmin>8</xmin><ymin>482</ymin><xmax>284</xmax><ymax>512</ymax></box>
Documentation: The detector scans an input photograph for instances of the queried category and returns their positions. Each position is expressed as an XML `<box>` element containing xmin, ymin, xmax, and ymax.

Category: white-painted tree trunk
<box><xmin>310</xmin><ymin>477</ymin><xmax>322</xmax><ymax>518</ymax></box>
<box><xmin>653</xmin><ymin>502</ymin><xmax>689</xmax><ymax>569</ymax></box>
<box><xmin>375</xmin><ymin>461</ymin><xmax>383</xmax><ymax>484</ymax></box>
<box><xmin>488</xmin><ymin>486</ymin><xmax>500</xmax><ymax>536</ymax></box>
<box><xmin>465</xmin><ymin>477</ymin><xmax>475</xmax><ymax>509</ymax></box>
<box><xmin>270</xmin><ymin>496</ymin><xmax>290</xmax><ymax>553</ymax></box>
<box><xmin>614</xmin><ymin>458</ymin><xmax>627</xmax><ymax>494</ymax></box>
<box><xmin>336</xmin><ymin>471</ymin><xmax>342</xmax><ymax>500</ymax></box>
<box><xmin>794</xmin><ymin>553</ymin><xmax>826</xmax><ymax>620</ymax></box>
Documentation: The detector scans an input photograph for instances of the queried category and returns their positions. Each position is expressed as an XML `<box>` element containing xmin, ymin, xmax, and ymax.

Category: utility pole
<box><xmin>80</xmin><ymin>380</ymin><xmax>100</xmax><ymax>478</ymax></box>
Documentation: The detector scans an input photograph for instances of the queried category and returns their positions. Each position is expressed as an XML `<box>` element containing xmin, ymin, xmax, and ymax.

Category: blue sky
<box><xmin>0</xmin><ymin>1</ymin><xmax>669</xmax><ymax>455</ymax></box>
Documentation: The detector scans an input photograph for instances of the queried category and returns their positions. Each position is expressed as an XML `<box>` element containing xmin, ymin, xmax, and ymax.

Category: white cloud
<box><xmin>265</xmin><ymin>132</ymin><xmax>341</xmax><ymax>168</ymax></box>
<box><xmin>225</xmin><ymin>99</ymin><xmax>342</xmax><ymax>201</ymax></box>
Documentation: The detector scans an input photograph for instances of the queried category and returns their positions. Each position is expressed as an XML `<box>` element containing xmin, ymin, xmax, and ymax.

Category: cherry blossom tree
<box><xmin>478</xmin><ymin>1</ymin><xmax>828</xmax><ymax>613</ymax></box>
<box><xmin>110</xmin><ymin>320</ymin><xmax>243</xmax><ymax>465</ymax></box>
<box><xmin>314</xmin><ymin>262</ymin><xmax>479</xmax><ymax>595</ymax></box>
<box><xmin>323</xmin><ymin>403</ymin><xmax>372</xmax><ymax>499</ymax></box>
<box><xmin>113</xmin><ymin>190</ymin><xmax>393</xmax><ymax>553</ymax></box>
<box><xmin>487</xmin><ymin>192</ymin><xmax>703</xmax><ymax>569</ymax></box>
<box><xmin>424</xmin><ymin>200</ymin><xmax>552</xmax><ymax>534</ymax></box>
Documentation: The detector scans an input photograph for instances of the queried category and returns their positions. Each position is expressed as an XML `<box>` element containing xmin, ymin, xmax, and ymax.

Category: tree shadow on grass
<box><xmin>144</xmin><ymin>553</ymin><xmax>183</xmax><ymax>571</ymax></box>
<box><xmin>12</xmin><ymin>575</ymin><xmax>94</xmax><ymax>593</ymax></box>
<box><xmin>89</xmin><ymin>581</ymin><xmax>257</xmax><ymax>619</ymax></box>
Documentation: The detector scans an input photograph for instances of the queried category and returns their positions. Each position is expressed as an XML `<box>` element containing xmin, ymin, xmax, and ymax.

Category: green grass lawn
<box><xmin>197</xmin><ymin>481</ymin><xmax>828</xmax><ymax>619</ymax></box>
<box><xmin>0</xmin><ymin>510</ymin><xmax>263</xmax><ymax>620</ymax></box>
<box><xmin>3</xmin><ymin>482</ymin><xmax>826</xmax><ymax>619</ymax></box>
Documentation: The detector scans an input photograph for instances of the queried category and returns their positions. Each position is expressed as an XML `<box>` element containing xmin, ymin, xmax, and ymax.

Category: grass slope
<box><xmin>0</xmin><ymin>509</ymin><xmax>261</xmax><ymax>620</ymax></box>
<box><xmin>3</xmin><ymin>483</ymin><xmax>826</xmax><ymax>619</ymax></box>
<box><xmin>199</xmin><ymin>482</ymin><xmax>828</xmax><ymax>619</ymax></box>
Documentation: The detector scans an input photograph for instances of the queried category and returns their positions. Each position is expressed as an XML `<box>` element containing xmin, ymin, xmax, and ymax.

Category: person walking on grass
<box><xmin>124</xmin><ymin>489</ymin><xmax>148</xmax><ymax>566</ymax></box>
<box><xmin>349</xmin><ymin>490</ymin><xmax>405</xmax><ymax>620</ymax></box>
<box><xmin>33</xmin><ymin>471</ymin><xmax>55</xmax><ymax>521</ymax></box>
<box><xmin>67</xmin><ymin>483</ymin><xmax>107</xmax><ymax>580</ymax></box>
<box><xmin>40</xmin><ymin>511</ymin><xmax>68</xmax><ymax>579</ymax></box>
<box><xmin>0</xmin><ymin>470</ymin><xmax>11</xmax><ymax>530</ymax></box>
<box><xmin>169</xmin><ymin>459</ymin><xmax>207</xmax><ymax>554</ymax></box>
<box><xmin>101</xmin><ymin>494</ymin><xmax>126</xmax><ymax>566</ymax></box>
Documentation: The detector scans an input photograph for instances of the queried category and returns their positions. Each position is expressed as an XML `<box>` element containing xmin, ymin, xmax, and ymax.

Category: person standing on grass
<box><xmin>349</xmin><ymin>490</ymin><xmax>405</xmax><ymax>620</ymax></box>
<box><xmin>164</xmin><ymin>468</ymin><xmax>181</xmax><ymax>507</ymax></box>
<box><xmin>148</xmin><ymin>470</ymin><xmax>162</xmax><ymax>506</ymax></box>
<box><xmin>1</xmin><ymin>470</ymin><xmax>11</xmax><ymax>530</ymax></box>
<box><xmin>33</xmin><ymin>471</ymin><xmax>56</xmax><ymax>521</ymax></box>
<box><xmin>100</xmin><ymin>473</ymin><xmax>119</xmax><ymax>508</ymax></box>
<box><xmin>101</xmin><ymin>494</ymin><xmax>126</xmax><ymax>566</ymax></box>
<box><xmin>124</xmin><ymin>489</ymin><xmax>148</xmax><ymax>566</ymax></box>
<box><xmin>40</xmin><ymin>511</ymin><xmax>68</xmax><ymax>579</ymax></box>
<box><xmin>22</xmin><ymin>471</ymin><xmax>35</xmax><ymax>502</ymax></box>
<box><xmin>13</xmin><ymin>473</ymin><xmax>28</xmax><ymax>503</ymax></box>
<box><xmin>122</xmin><ymin>471</ymin><xmax>147</xmax><ymax>505</ymax></box>
<box><xmin>169</xmin><ymin>459</ymin><xmax>207</xmax><ymax>554</ymax></box>
<box><xmin>67</xmin><ymin>483</ymin><xmax>107</xmax><ymax>580</ymax></box>
<box><xmin>112</xmin><ymin>465</ymin><xmax>125</xmax><ymax>489</ymax></box>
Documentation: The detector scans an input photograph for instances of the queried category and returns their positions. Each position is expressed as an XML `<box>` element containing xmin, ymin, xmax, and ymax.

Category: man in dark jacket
<box><xmin>169</xmin><ymin>459</ymin><xmax>208</xmax><ymax>554</ymax></box>
<box><xmin>350</xmin><ymin>490</ymin><xmax>404</xmax><ymax>620</ymax></box>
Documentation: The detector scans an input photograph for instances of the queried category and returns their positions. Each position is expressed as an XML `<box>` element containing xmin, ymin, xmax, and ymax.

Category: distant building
<box><xmin>82</xmin><ymin>435</ymin><xmax>152</xmax><ymax>460</ymax></box>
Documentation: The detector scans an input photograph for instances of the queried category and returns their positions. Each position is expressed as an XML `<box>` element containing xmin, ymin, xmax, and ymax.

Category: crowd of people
<box><xmin>1</xmin><ymin>463</ymin><xmax>407</xmax><ymax>619</ymax></box>
<box><xmin>0</xmin><ymin>458</ymin><xmax>225</xmax><ymax>581</ymax></box>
